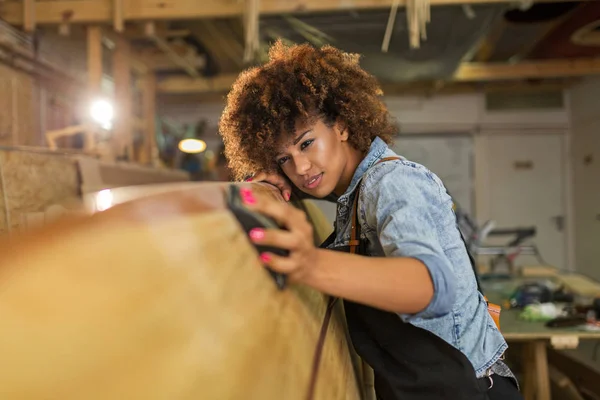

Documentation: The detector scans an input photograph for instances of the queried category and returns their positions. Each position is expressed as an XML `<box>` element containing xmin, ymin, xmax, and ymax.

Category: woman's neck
<box><xmin>333</xmin><ymin>147</ymin><xmax>366</xmax><ymax>197</ymax></box>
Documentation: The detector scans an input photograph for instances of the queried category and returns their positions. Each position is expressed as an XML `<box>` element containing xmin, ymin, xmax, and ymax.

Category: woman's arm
<box><xmin>359</xmin><ymin>161</ymin><xmax>458</xmax><ymax>320</ymax></box>
<box><xmin>245</xmin><ymin>171</ymin><xmax>338</xmax><ymax>203</ymax></box>
<box><xmin>241</xmin><ymin>162</ymin><xmax>456</xmax><ymax>319</ymax></box>
<box><xmin>305</xmin><ymin>249</ymin><xmax>434</xmax><ymax>315</ymax></box>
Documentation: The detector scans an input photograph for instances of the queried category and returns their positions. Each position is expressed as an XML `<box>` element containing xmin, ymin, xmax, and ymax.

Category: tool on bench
<box><xmin>225</xmin><ymin>185</ymin><xmax>288</xmax><ymax>290</ymax></box>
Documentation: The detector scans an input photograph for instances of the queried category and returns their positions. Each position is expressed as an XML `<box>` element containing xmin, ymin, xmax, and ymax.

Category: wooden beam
<box><xmin>102</xmin><ymin>30</ymin><xmax>150</xmax><ymax>74</ymax></box>
<box><xmin>157</xmin><ymin>74</ymin><xmax>238</xmax><ymax>94</ymax></box>
<box><xmin>1</xmin><ymin>0</ymin><xmax>588</xmax><ymax>26</ymax></box>
<box><xmin>471</xmin><ymin>20</ymin><xmax>506</xmax><ymax>62</ymax></box>
<box><xmin>145</xmin><ymin>22</ymin><xmax>199</xmax><ymax>78</ymax></box>
<box><xmin>86</xmin><ymin>25</ymin><xmax>103</xmax><ymax>152</ymax></box>
<box><xmin>87</xmin><ymin>25</ymin><xmax>103</xmax><ymax>95</ymax></box>
<box><xmin>123</xmin><ymin>25</ymin><xmax>191</xmax><ymax>40</ymax></box>
<box><xmin>136</xmin><ymin>51</ymin><xmax>206</xmax><ymax>71</ymax></box>
<box><xmin>156</xmin><ymin>79</ymin><xmax>575</xmax><ymax>110</ymax></box>
<box><xmin>455</xmin><ymin>58</ymin><xmax>600</xmax><ymax>81</ymax></box>
<box><xmin>190</xmin><ymin>20</ymin><xmax>244</xmax><ymax>72</ymax></box>
<box><xmin>244</xmin><ymin>0</ymin><xmax>260</xmax><ymax>64</ymax></box>
<box><xmin>112</xmin><ymin>34</ymin><xmax>133</xmax><ymax>160</ymax></box>
<box><xmin>344</xmin><ymin>79</ymin><xmax>575</xmax><ymax>96</ymax></box>
<box><xmin>571</xmin><ymin>20</ymin><xmax>600</xmax><ymax>46</ymax></box>
<box><xmin>156</xmin><ymin>57</ymin><xmax>594</xmax><ymax>94</ymax></box>
<box><xmin>23</xmin><ymin>0</ymin><xmax>35</xmax><ymax>32</ymax></box>
<box><xmin>140</xmin><ymin>73</ymin><xmax>157</xmax><ymax>165</ymax></box>
<box><xmin>548</xmin><ymin>348</ymin><xmax>600</xmax><ymax>398</ymax></box>
<box><xmin>157</xmin><ymin>75</ymin><xmax>576</xmax><ymax>99</ymax></box>
<box><xmin>113</xmin><ymin>0</ymin><xmax>124</xmax><ymax>32</ymax></box>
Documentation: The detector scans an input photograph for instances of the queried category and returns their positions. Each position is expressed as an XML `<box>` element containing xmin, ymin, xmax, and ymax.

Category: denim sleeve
<box><xmin>361</xmin><ymin>162</ymin><xmax>457</xmax><ymax>320</ymax></box>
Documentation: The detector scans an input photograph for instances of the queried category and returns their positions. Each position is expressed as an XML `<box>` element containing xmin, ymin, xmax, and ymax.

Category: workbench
<box><xmin>481</xmin><ymin>271</ymin><xmax>600</xmax><ymax>400</ymax></box>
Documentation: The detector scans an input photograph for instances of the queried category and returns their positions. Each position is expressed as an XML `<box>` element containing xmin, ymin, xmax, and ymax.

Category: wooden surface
<box><xmin>0</xmin><ymin>149</ymin><xmax>190</xmax><ymax>235</ymax></box>
<box><xmin>0</xmin><ymin>182</ymin><xmax>360</xmax><ymax>400</ymax></box>
<box><xmin>0</xmin><ymin>149</ymin><xmax>80</xmax><ymax>234</ymax></box>
<box><xmin>481</xmin><ymin>276</ymin><xmax>600</xmax><ymax>341</ymax></box>
<box><xmin>482</xmin><ymin>272</ymin><xmax>600</xmax><ymax>400</ymax></box>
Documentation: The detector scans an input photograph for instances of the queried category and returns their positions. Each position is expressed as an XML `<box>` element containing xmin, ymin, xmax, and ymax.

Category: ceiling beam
<box><xmin>157</xmin><ymin>79</ymin><xmax>577</xmax><ymax>105</ymax></box>
<box><xmin>156</xmin><ymin>58</ymin><xmax>600</xmax><ymax>94</ymax></box>
<box><xmin>455</xmin><ymin>58</ymin><xmax>600</xmax><ymax>81</ymax></box>
<box><xmin>189</xmin><ymin>20</ymin><xmax>244</xmax><ymax>73</ymax></box>
<box><xmin>136</xmin><ymin>51</ymin><xmax>206</xmax><ymax>71</ymax></box>
<box><xmin>144</xmin><ymin>22</ymin><xmax>199</xmax><ymax>78</ymax></box>
<box><xmin>1</xmin><ymin>0</ymin><xmax>588</xmax><ymax>26</ymax></box>
<box><xmin>470</xmin><ymin>19</ymin><xmax>506</xmax><ymax>62</ymax></box>
<box><xmin>158</xmin><ymin>74</ymin><xmax>238</xmax><ymax>93</ymax></box>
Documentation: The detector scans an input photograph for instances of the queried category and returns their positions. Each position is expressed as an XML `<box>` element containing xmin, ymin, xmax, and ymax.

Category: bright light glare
<box><xmin>90</xmin><ymin>99</ymin><xmax>114</xmax><ymax>130</ymax></box>
<box><xmin>95</xmin><ymin>189</ymin><xmax>113</xmax><ymax>212</ymax></box>
<box><xmin>178</xmin><ymin>139</ymin><xmax>207</xmax><ymax>154</ymax></box>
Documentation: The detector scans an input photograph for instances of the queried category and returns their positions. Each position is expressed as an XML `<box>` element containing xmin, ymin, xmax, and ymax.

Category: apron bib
<box><xmin>316</xmin><ymin>157</ymin><xmax>492</xmax><ymax>400</ymax></box>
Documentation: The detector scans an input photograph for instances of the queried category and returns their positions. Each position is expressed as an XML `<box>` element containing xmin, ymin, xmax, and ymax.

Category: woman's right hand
<box><xmin>246</xmin><ymin>171</ymin><xmax>292</xmax><ymax>202</ymax></box>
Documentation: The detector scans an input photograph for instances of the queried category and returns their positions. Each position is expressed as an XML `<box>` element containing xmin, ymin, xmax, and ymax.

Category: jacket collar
<box><xmin>337</xmin><ymin>137</ymin><xmax>388</xmax><ymax>206</ymax></box>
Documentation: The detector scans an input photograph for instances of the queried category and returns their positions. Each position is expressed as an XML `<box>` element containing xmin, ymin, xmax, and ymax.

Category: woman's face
<box><xmin>275</xmin><ymin>118</ymin><xmax>362</xmax><ymax>198</ymax></box>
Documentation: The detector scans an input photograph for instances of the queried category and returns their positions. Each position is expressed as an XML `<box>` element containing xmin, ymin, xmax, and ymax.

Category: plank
<box><xmin>1</xmin><ymin>0</ymin><xmax>588</xmax><ymax>26</ymax></box>
<box><xmin>455</xmin><ymin>58</ymin><xmax>600</xmax><ymax>81</ymax></box>
<box><xmin>0</xmin><ymin>182</ymin><xmax>360</xmax><ymax>399</ymax></box>
<box><xmin>555</xmin><ymin>274</ymin><xmax>600</xmax><ymax>298</ymax></box>
<box><xmin>112</xmin><ymin>34</ymin><xmax>133</xmax><ymax>160</ymax></box>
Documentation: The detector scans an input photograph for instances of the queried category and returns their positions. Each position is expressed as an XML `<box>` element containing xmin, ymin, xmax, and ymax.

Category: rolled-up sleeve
<box><xmin>361</xmin><ymin>162</ymin><xmax>457</xmax><ymax>320</ymax></box>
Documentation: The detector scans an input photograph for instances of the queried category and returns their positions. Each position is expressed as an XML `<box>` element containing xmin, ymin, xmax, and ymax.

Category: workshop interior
<box><xmin>0</xmin><ymin>0</ymin><xmax>599</xmax><ymax>399</ymax></box>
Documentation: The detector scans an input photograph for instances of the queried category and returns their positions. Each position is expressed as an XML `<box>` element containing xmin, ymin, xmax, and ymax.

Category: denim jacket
<box><xmin>326</xmin><ymin>137</ymin><xmax>508</xmax><ymax>378</ymax></box>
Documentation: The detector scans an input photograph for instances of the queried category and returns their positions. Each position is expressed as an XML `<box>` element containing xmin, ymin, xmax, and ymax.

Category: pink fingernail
<box><xmin>284</xmin><ymin>192</ymin><xmax>290</xmax><ymax>201</ymax></box>
<box><xmin>249</xmin><ymin>228</ymin><xmax>264</xmax><ymax>240</ymax></box>
<box><xmin>259</xmin><ymin>253</ymin><xmax>271</xmax><ymax>263</ymax></box>
<box><xmin>240</xmin><ymin>188</ymin><xmax>256</xmax><ymax>204</ymax></box>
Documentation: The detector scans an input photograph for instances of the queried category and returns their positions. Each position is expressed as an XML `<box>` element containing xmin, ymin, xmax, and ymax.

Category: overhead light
<box><xmin>90</xmin><ymin>99</ymin><xmax>114</xmax><ymax>130</ymax></box>
<box><xmin>178</xmin><ymin>138</ymin><xmax>207</xmax><ymax>154</ymax></box>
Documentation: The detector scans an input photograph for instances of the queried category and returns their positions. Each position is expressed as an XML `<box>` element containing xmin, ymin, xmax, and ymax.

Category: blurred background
<box><xmin>1</xmin><ymin>1</ymin><xmax>600</xmax><ymax>398</ymax></box>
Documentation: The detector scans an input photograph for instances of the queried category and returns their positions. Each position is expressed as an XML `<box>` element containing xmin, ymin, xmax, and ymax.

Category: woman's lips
<box><xmin>304</xmin><ymin>173</ymin><xmax>323</xmax><ymax>189</ymax></box>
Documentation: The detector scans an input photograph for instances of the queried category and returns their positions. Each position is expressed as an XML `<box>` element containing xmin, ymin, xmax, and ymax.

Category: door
<box><xmin>391</xmin><ymin>135</ymin><xmax>475</xmax><ymax>215</ymax></box>
<box><xmin>484</xmin><ymin>133</ymin><xmax>566</xmax><ymax>269</ymax></box>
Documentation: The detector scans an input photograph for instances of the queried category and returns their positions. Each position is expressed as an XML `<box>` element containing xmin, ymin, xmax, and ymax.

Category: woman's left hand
<box><xmin>239</xmin><ymin>187</ymin><xmax>319</xmax><ymax>283</ymax></box>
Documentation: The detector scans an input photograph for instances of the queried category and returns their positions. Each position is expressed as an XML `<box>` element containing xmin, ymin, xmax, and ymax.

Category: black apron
<box><xmin>318</xmin><ymin>157</ymin><xmax>492</xmax><ymax>400</ymax></box>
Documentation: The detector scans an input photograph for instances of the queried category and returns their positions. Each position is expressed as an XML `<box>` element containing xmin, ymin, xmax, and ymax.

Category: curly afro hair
<box><xmin>218</xmin><ymin>40</ymin><xmax>397</xmax><ymax>181</ymax></box>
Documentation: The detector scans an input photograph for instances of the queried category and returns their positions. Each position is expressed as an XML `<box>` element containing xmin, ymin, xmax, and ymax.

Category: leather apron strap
<box><xmin>306</xmin><ymin>156</ymin><xmax>400</xmax><ymax>400</ymax></box>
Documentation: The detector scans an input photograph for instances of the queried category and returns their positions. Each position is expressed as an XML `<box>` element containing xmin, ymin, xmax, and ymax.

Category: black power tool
<box><xmin>225</xmin><ymin>185</ymin><xmax>288</xmax><ymax>290</ymax></box>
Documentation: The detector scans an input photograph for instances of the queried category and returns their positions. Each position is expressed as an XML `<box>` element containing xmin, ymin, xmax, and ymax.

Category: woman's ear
<box><xmin>335</xmin><ymin>120</ymin><xmax>349</xmax><ymax>141</ymax></box>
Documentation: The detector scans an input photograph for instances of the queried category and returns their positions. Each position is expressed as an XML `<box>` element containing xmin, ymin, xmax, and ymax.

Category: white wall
<box><xmin>385</xmin><ymin>93</ymin><xmax>568</xmax><ymax>134</ymax></box>
<box><xmin>567</xmin><ymin>78</ymin><xmax>600</xmax><ymax>281</ymax></box>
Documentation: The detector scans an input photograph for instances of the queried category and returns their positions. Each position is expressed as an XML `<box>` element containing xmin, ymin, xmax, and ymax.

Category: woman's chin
<box><xmin>304</xmin><ymin>187</ymin><xmax>333</xmax><ymax>199</ymax></box>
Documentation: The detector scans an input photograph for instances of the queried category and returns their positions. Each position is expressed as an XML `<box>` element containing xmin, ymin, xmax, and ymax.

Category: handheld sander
<box><xmin>225</xmin><ymin>185</ymin><xmax>289</xmax><ymax>290</ymax></box>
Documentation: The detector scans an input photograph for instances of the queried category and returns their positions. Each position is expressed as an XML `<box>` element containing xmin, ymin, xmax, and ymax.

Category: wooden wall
<box><xmin>0</xmin><ymin>150</ymin><xmax>81</xmax><ymax>234</ymax></box>
<box><xmin>0</xmin><ymin>64</ymin><xmax>39</xmax><ymax>147</ymax></box>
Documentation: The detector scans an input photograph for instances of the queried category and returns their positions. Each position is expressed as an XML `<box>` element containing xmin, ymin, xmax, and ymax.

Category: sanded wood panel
<box><xmin>0</xmin><ymin>183</ymin><xmax>361</xmax><ymax>399</ymax></box>
<box><xmin>0</xmin><ymin>150</ymin><xmax>80</xmax><ymax>234</ymax></box>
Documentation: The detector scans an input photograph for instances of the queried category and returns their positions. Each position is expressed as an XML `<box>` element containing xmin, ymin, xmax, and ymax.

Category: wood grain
<box><xmin>0</xmin><ymin>182</ymin><xmax>360</xmax><ymax>400</ymax></box>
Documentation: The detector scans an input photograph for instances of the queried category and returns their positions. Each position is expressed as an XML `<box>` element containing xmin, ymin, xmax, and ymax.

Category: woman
<box><xmin>219</xmin><ymin>40</ymin><xmax>522</xmax><ymax>400</ymax></box>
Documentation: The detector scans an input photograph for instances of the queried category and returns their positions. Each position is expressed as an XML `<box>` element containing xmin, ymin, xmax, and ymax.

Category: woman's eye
<box><xmin>300</xmin><ymin>139</ymin><xmax>314</xmax><ymax>151</ymax></box>
<box><xmin>277</xmin><ymin>156</ymin><xmax>290</xmax><ymax>165</ymax></box>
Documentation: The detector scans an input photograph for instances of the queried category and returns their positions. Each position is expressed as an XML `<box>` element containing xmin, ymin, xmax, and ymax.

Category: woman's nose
<box><xmin>293</xmin><ymin>155</ymin><xmax>311</xmax><ymax>175</ymax></box>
